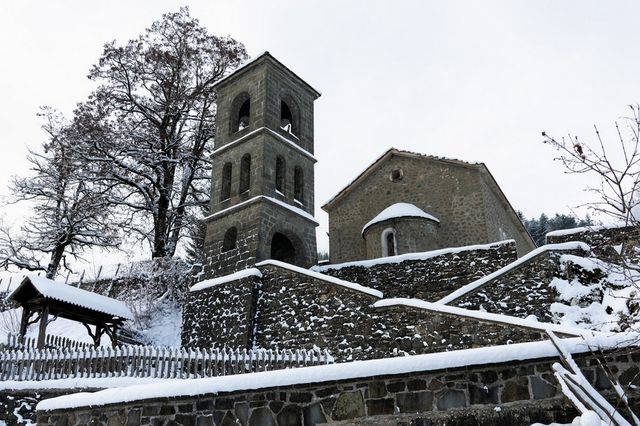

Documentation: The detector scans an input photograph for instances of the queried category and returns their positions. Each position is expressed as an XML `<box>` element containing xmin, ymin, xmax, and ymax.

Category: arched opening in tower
<box><xmin>271</xmin><ymin>232</ymin><xmax>296</xmax><ymax>264</ymax></box>
<box><xmin>280</xmin><ymin>101</ymin><xmax>293</xmax><ymax>133</ymax></box>
<box><xmin>237</xmin><ymin>99</ymin><xmax>250</xmax><ymax>131</ymax></box>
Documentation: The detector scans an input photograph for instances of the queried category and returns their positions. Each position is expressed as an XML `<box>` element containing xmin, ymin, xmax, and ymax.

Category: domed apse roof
<box><xmin>361</xmin><ymin>203</ymin><xmax>440</xmax><ymax>236</ymax></box>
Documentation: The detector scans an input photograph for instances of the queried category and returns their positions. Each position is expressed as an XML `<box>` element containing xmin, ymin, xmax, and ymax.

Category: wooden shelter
<box><xmin>7</xmin><ymin>275</ymin><xmax>134</xmax><ymax>349</ymax></box>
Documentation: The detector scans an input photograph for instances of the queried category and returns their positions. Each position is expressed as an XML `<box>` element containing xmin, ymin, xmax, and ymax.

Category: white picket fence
<box><xmin>0</xmin><ymin>345</ymin><xmax>334</xmax><ymax>381</ymax></box>
<box><xmin>3</xmin><ymin>333</ymin><xmax>92</xmax><ymax>351</ymax></box>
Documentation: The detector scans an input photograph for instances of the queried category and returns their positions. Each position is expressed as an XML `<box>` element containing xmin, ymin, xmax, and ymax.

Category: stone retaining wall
<box><xmin>37</xmin><ymin>349</ymin><xmax>640</xmax><ymax>426</ymax></box>
<box><xmin>546</xmin><ymin>225</ymin><xmax>640</xmax><ymax>265</ymax></box>
<box><xmin>318</xmin><ymin>241</ymin><xmax>517</xmax><ymax>302</ymax></box>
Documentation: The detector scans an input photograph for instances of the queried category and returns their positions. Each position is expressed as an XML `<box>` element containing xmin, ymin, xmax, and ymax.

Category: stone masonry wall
<box><xmin>452</xmin><ymin>247</ymin><xmax>590</xmax><ymax>321</ymax></box>
<box><xmin>546</xmin><ymin>225</ymin><xmax>640</xmax><ymax>265</ymax></box>
<box><xmin>182</xmin><ymin>275</ymin><xmax>258</xmax><ymax>349</ymax></box>
<box><xmin>319</xmin><ymin>241</ymin><xmax>517</xmax><ymax>302</ymax></box>
<box><xmin>38</xmin><ymin>349</ymin><xmax>640</xmax><ymax>426</ymax></box>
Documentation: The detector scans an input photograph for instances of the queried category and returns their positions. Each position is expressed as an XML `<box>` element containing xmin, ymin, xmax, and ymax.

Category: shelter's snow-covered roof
<box><xmin>36</xmin><ymin>332</ymin><xmax>636</xmax><ymax>411</ymax></box>
<box><xmin>9</xmin><ymin>275</ymin><xmax>133</xmax><ymax>320</ymax></box>
<box><xmin>362</xmin><ymin>202</ymin><xmax>439</xmax><ymax>235</ymax></box>
<box><xmin>190</xmin><ymin>268</ymin><xmax>263</xmax><ymax>292</ymax></box>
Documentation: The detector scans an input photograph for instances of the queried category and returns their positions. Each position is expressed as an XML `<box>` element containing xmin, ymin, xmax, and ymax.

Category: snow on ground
<box><xmin>361</xmin><ymin>202</ymin><xmax>440</xmax><ymax>235</ymax></box>
<box><xmin>37</xmin><ymin>332</ymin><xmax>638</xmax><ymax>411</ymax></box>
<box><xmin>531</xmin><ymin>411</ymin><xmax>605</xmax><ymax>426</ymax></box>
<box><xmin>312</xmin><ymin>240</ymin><xmax>514</xmax><ymax>272</ymax></box>
<box><xmin>137</xmin><ymin>304</ymin><xmax>182</xmax><ymax>347</ymax></box>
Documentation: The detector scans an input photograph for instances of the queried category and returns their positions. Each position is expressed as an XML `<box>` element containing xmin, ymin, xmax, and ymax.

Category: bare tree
<box><xmin>542</xmin><ymin>104</ymin><xmax>640</xmax><ymax>226</ymax></box>
<box><xmin>0</xmin><ymin>108</ymin><xmax>119</xmax><ymax>278</ymax></box>
<box><xmin>71</xmin><ymin>7</ymin><xmax>247</xmax><ymax>258</ymax></box>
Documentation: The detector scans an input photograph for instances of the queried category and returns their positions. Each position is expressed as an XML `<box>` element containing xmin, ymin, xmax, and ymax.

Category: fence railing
<box><xmin>0</xmin><ymin>345</ymin><xmax>334</xmax><ymax>382</ymax></box>
<box><xmin>3</xmin><ymin>333</ymin><xmax>93</xmax><ymax>352</ymax></box>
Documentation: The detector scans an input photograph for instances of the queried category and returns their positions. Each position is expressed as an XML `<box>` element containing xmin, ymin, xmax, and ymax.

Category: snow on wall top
<box><xmin>361</xmin><ymin>203</ymin><xmax>439</xmax><ymax>236</ymax></box>
<box><xmin>36</xmin><ymin>332</ymin><xmax>636</xmax><ymax>411</ymax></box>
<box><xmin>212</xmin><ymin>127</ymin><xmax>316</xmax><ymax>161</ymax></box>
<box><xmin>312</xmin><ymin>240</ymin><xmax>514</xmax><ymax>272</ymax></box>
<box><xmin>9</xmin><ymin>275</ymin><xmax>134</xmax><ymax>320</ymax></box>
<box><xmin>437</xmin><ymin>241</ymin><xmax>591</xmax><ymax>305</ymax></box>
<box><xmin>256</xmin><ymin>260</ymin><xmax>383</xmax><ymax>298</ymax></box>
<box><xmin>543</xmin><ymin>224</ymin><xmax>627</xmax><ymax>238</ymax></box>
<box><xmin>204</xmin><ymin>195</ymin><xmax>318</xmax><ymax>225</ymax></box>
<box><xmin>374</xmin><ymin>298</ymin><xmax>590</xmax><ymax>337</ymax></box>
<box><xmin>190</xmin><ymin>268</ymin><xmax>263</xmax><ymax>292</ymax></box>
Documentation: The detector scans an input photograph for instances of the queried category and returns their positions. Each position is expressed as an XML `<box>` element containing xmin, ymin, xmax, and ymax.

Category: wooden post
<box><xmin>36</xmin><ymin>305</ymin><xmax>49</xmax><ymax>349</ymax></box>
<box><xmin>18</xmin><ymin>308</ymin><xmax>30</xmax><ymax>344</ymax></box>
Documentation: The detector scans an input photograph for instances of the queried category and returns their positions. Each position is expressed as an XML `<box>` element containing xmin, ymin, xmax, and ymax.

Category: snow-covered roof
<box><xmin>9</xmin><ymin>275</ymin><xmax>133</xmax><ymax>320</ymax></box>
<box><xmin>256</xmin><ymin>260</ymin><xmax>383</xmax><ymax>298</ymax></box>
<box><xmin>437</xmin><ymin>241</ymin><xmax>591</xmax><ymax>305</ymax></box>
<box><xmin>312</xmin><ymin>240</ymin><xmax>514</xmax><ymax>272</ymax></box>
<box><xmin>36</xmin><ymin>332</ymin><xmax>635</xmax><ymax>411</ymax></box>
<box><xmin>204</xmin><ymin>195</ymin><xmax>318</xmax><ymax>225</ymax></box>
<box><xmin>373</xmin><ymin>298</ymin><xmax>590</xmax><ymax>337</ymax></box>
<box><xmin>190</xmin><ymin>268</ymin><xmax>263</xmax><ymax>292</ymax></box>
<box><xmin>212</xmin><ymin>127</ymin><xmax>316</xmax><ymax>162</ymax></box>
<box><xmin>361</xmin><ymin>203</ymin><xmax>439</xmax><ymax>236</ymax></box>
<box><xmin>322</xmin><ymin>148</ymin><xmax>483</xmax><ymax>210</ymax></box>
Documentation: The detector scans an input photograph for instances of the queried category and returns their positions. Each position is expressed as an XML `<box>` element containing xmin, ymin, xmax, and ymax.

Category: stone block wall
<box><xmin>184</xmin><ymin>261</ymin><xmax>558</xmax><ymax>360</ymax></box>
<box><xmin>451</xmin><ymin>247</ymin><xmax>590</xmax><ymax>321</ymax></box>
<box><xmin>319</xmin><ymin>241</ymin><xmax>517</xmax><ymax>302</ymax></box>
<box><xmin>37</xmin><ymin>350</ymin><xmax>640</xmax><ymax>426</ymax></box>
<box><xmin>547</xmin><ymin>225</ymin><xmax>640</xmax><ymax>265</ymax></box>
<box><xmin>181</xmin><ymin>275</ymin><xmax>259</xmax><ymax>349</ymax></box>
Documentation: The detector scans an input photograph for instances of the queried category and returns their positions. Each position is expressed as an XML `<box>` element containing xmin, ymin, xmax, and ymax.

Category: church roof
<box><xmin>361</xmin><ymin>203</ymin><xmax>440</xmax><ymax>236</ymax></box>
<box><xmin>321</xmin><ymin>148</ymin><xmax>484</xmax><ymax>211</ymax></box>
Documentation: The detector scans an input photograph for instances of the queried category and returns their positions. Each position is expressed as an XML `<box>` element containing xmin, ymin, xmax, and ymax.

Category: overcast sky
<box><xmin>1</xmin><ymin>0</ymin><xmax>639</xmax><ymax>264</ymax></box>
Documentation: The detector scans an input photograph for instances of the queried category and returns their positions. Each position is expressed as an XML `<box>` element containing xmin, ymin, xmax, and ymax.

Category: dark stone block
<box><xmin>619</xmin><ymin>366</ymin><xmax>640</xmax><ymax>387</ymax></box>
<box><xmin>407</xmin><ymin>379</ymin><xmax>427</xmax><ymax>391</ymax></box>
<box><xmin>387</xmin><ymin>381</ymin><xmax>406</xmax><ymax>393</ymax></box>
<box><xmin>315</xmin><ymin>387</ymin><xmax>339</xmax><ymax>398</ymax></box>
<box><xmin>501</xmin><ymin>381</ymin><xmax>530</xmax><ymax>402</ymax></box>
<box><xmin>436</xmin><ymin>389</ymin><xmax>466</xmax><ymax>410</ymax></box>
<box><xmin>480</xmin><ymin>370</ymin><xmax>498</xmax><ymax>384</ymax></box>
<box><xmin>289</xmin><ymin>392</ymin><xmax>313</xmax><ymax>403</ymax></box>
<box><xmin>501</xmin><ymin>368</ymin><xmax>517</xmax><ymax>380</ymax></box>
<box><xmin>160</xmin><ymin>405</ymin><xmax>176</xmax><ymax>415</ymax></box>
<box><xmin>530</xmin><ymin>376</ymin><xmax>557</xmax><ymax>399</ymax></box>
<box><xmin>332</xmin><ymin>391</ymin><xmax>365</xmax><ymax>421</ymax></box>
<box><xmin>469</xmin><ymin>384</ymin><xmax>499</xmax><ymax>405</ymax></box>
<box><xmin>196</xmin><ymin>415</ymin><xmax>214</xmax><ymax>426</ymax></box>
<box><xmin>396</xmin><ymin>391</ymin><xmax>433</xmax><ymax>413</ymax></box>
<box><xmin>142</xmin><ymin>406</ymin><xmax>160</xmax><ymax>416</ymax></box>
<box><xmin>595</xmin><ymin>368</ymin><xmax>613</xmax><ymax>390</ymax></box>
<box><xmin>277</xmin><ymin>405</ymin><xmax>302</xmax><ymax>426</ymax></box>
<box><xmin>196</xmin><ymin>400</ymin><xmax>214</xmax><ymax>411</ymax></box>
<box><xmin>249</xmin><ymin>407</ymin><xmax>275</xmax><ymax>426</ymax></box>
<box><xmin>235</xmin><ymin>402</ymin><xmax>250</xmax><ymax>424</ymax></box>
<box><xmin>366</xmin><ymin>398</ymin><xmax>395</xmax><ymax>415</ymax></box>
<box><xmin>428</xmin><ymin>379</ymin><xmax>444</xmax><ymax>390</ymax></box>
<box><xmin>178</xmin><ymin>403</ymin><xmax>194</xmax><ymax>413</ymax></box>
<box><xmin>126</xmin><ymin>409</ymin><xmax>141</xmax><ymax>426</ymax></box>
<box><xmin>368</xmin><ymin>382</ymin><xmax>388</xmax><ymax>398</ymax></box>
<box><xmin>175</xmin><ymin>414</ymin><xmax>196</xmax><ymax>426</ymax></box>
<box><xmin>215</xmin><ymin>398</ymin><xmax>235</xmax><ymax>410</ymax></box>
<box><xmin>269</xmin><ymin>401</ymin><xmax>284</xmax><ymax>413</ymax></box>
<box><xmin>303</xmin><ymin>403</ymin><xmax>326</xmax><ymax>426</ymax></box>
<box><xmin>213</xmin><ymin>411</ymin><xmax>225</xmax><ymax>425</ymax></box>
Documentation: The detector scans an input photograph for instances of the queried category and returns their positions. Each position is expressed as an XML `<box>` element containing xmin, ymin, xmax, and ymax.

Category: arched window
<box><xmin>230</xmin><ymin>93</ymin><xmax>251</xmax><ymax>134</ymax></box>
<box><xmin>280</xmin><ymin>96</ymin><xmax>299</xmax><ymax>136</ymax></box>
<box><xmin>294</xmin><ymin>166</ymin><xmax>304</xmax><ymax>203</ymax></box>
<box><xmin>382</xmin><ymin>228</ymin><xmax>396</xmax><ymax>257</ymax></box>
<box><xmin>239</xmin><ymin>154</ymin><xmax>251</xmax><ymax>194</ymax></box>
<box><xmin>275</xmin><ymin>156</ymin><xmax>286</xmax><ymax>193</ymax></box>
<box><xmin>222</xmin><ymin>227</ymin><xmax>237</xmax><ymax>252</ymax></box>
<box><xmin>220</xmin><ymin>162</ymin><xmax>232</xmax><ymax>201</ymax></box>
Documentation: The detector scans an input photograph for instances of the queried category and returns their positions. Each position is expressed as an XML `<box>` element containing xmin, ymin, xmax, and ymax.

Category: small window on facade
<box><xmin>239</xmin><ymin>154</ymin><xmax>251</xmax><ymax>194</ymax></box>
<box><xmin>220</xmin><ymin>162</ymin><xmax>232</xmax><ymax>201</ymax></box>
<box><xmin>382</xmin><ymin>228</ymin><xmax>396</xmax><ymax>257</ymax></box>
<box><xmin>222</xmin><ymin>227</ymin><xmax>237</xmax><ymax>252</ymax></box>
<box><xmin>275</xmin><ymin>156</ymin><xmax>285</xmax><ymax>193</ymax></box>
<box><xmin>390</xmin><ymin>169</ymin><xmax>403</xmax><ymax>182</ymax></box>
<box><xmin>294</xmin><ymin>166</ymin><xmax>304</xmax><ymax>203</ymax></box>
<box><xmin>281</xmin><ymin>101</ymin><xmax>293</xmax><ymax>133</ymax></box>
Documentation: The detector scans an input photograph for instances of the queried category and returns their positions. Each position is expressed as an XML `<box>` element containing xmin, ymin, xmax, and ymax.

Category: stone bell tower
<box><xmin>202</xmin><ymin>52</ymin><xmax>320</xmax><ymax>278</ymax></box>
